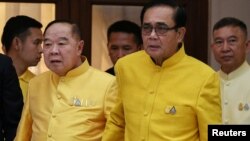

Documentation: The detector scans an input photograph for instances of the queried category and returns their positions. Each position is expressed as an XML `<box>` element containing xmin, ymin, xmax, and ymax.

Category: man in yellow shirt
<box><xmin>15</xmin><ymin>20</ymin><xmax>117</xmax><ymax>141</ymax></box>
<box><xmin>1</xmin><ymin>15</ymin><xmax>43</xmax><ymax>102</ymax></box>
<box><xmin>102</xmin><ymin>0</ymin><xmax>221</xmax><ymax>141</ymax></box>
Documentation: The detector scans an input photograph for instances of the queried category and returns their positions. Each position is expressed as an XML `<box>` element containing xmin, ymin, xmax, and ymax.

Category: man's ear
<box><xmin>12</xmin><ymin>37</ymin><xmax>21</xmax><ymax>50</ymax></box>
<box><xmin>2</xmin><ymin>46</ymin><xmax>7</xmax><ymax>54</ymax></box>
<box><xmin>177</xmin><ymin>27</ymin><xmax>186</xmax><ymax>43</ymax></box>
<box><xmin>246</xmin><ymin>40</ymin><xmax>250</xmax><ymax>54</ymax></box>
<box><xmin>210</xmin><ymin>42</ymin><xmax>216</xmax><ymax>49</ymax></box>
<box><xmin>77</xmin><ymin>40</ymin><xmax>84</xmax><ymax>55</ymax></box>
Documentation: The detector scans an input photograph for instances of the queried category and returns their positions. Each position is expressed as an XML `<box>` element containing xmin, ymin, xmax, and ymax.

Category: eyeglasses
<box><xmin>142</xmin><ymin>23</ymin><xmax>177</xmax><ymax>36</ymax></box>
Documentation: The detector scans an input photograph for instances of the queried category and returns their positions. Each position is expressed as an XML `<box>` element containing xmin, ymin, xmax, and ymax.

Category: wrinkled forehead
<box><xmin>44</xmin><ymin>23</ymin><xmax>72</xmax><ymax>37</ymax></box>
<box><xmin>214</xmin><ymin>26</ymin><xmax>246</xmax><ymax>38</ymax></box>
<box><xmin>143</xmin><ymin>6</ymin><xmax>176</xmax><ymax>25</ymax></box>
<box><xmin>44</xmin><ymin>24</ymin><xmax>74</xmax><ymax>42</ymax></box>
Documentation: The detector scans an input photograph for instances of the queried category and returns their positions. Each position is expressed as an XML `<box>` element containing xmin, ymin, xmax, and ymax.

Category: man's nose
<box><xmin>221</xmin><ymin>41</ymin><xmax>230</xmax><ymax>51</ymax></box>
<box><xmin>50</xmin><ymin>44</ymin><xmax>60</xmax><ymax>54</ymax></box>
<box><xmin>117</xmin><ymin>49</ymin><xmax>125</xmax><ymax>58</ymax></box>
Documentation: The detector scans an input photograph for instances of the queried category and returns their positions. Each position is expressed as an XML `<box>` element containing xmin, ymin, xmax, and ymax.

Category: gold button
<box><xmin>57</xmin><ymin>95</ymin><xmax>61</xmax><ymax>99</ymax></box>
<box><xmin>224</xmin><ymin>100</ymin><xmax>228</xmax><ymax>105</ymax></box>
<box><xmin>224</xmin><ymin>120</ymin><xmax>229</xmax><ymax>124</ymax></box>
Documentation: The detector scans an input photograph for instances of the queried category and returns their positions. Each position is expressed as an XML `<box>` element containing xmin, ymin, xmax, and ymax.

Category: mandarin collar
<box><xmin>147</xmin><ymin>44</ymin><xmax>186</xmax><ymax>68</ymax></box>
<box><xmin>219</xmin><ymin>61</ymin><xmax>249</xmax><ymax>80</ymax></box>
<box><xmin>52</xmin><ymin>56</ymin><xmax>90</xmax><ymax>80</ymax></box>
<box><xmin>19</xmin><ymin>70</ymin><xmax>35</xmax><ymax>83</ymax></box>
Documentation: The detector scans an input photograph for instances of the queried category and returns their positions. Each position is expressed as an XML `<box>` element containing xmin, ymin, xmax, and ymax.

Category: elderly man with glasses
<box><xmin>102</xmin><ymin>0</ymin><xmax>222</xmax><ymax>141</ymax></box>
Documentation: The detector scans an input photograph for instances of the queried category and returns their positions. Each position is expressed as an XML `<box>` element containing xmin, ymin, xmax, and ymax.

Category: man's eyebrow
<box><xmin>227</xmin><ymin>35</ymin><xmax>237</xmax><ymax>39</ymax></box>
<box><xmin>34</xmin><ymin>38</ymin><xmax>43</xmax><ymax>44</ymax></box>
<box><xmin>59</xmin><ymin>37</ymin><xmax>69</xmax><ymax>41</ymax></box>
<box><xmin>214</xmin><ymin>37</ymin><xmax>223</xmax><ymax>41</ymax></box>
<box><xmin>214</xmin><ymin>35</ymin><xmax>237</xmax><ymax>40</ymax></box>
<box><xmin>34</xmin><ymin>38</ymin><xmax>43</xmax><ymax>41</ymax></box>
<box><xmin>43</xmin><ymin>38</ymin><xmax>50</xmax><ymax>42</ymax></box>
<box><xmin>156</xmin><ymin>22</ymin><xmax>167</xmax><ymax>25</ymax></box>
<box><xmin>44</xmin><ymin>37</ymin><xmax>69</xmax><ymax>42</ymax></box>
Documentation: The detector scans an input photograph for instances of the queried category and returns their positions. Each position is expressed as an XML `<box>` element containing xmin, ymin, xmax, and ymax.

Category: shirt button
<box><xmin>52</xmin><ymin>114</ymin><xmax>56</xmax><ymax>118</ymax></box>
<box><xmin>57</xmin><ymin>95</ymin><xmax>61</xmax><ymax>99</ymax></box>
<box><xmin>224</xmin><ymin>120</ymin><xmax>229</xmax><ymax>124</ymax></box>
<box><xmin>225</xmin><ymin>82</ymin><xmax>230</xmax><ymax>86</ymax></box>
<box><xmin>224</xmin><ymin>100</ymin><xmax>228</xmax><ymax>105</ymax></box>
<box><xmin>144</xmin><ymin>112</ymin><xmax>148</xmax><ymax>116</ymax></box>
<box><xmin>149</xmin><ymin>91</ymin><xmax>154</xmax><ymax>94</ymax></box>
<box><xmin>48</xmin><ymin>134</ymin><xmax>52</xmax><ymax>137</ymax></box>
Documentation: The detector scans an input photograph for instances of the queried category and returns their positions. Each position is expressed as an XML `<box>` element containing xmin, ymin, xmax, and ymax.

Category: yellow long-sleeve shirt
<box><xmin>15</xmin><ymin>59</ymin><xmax>118</xmax><ymax>141</ymax></box>
<box><xmin>102</xmin><ymin>46</ymin><xmax>222</xmax><ymax>141</ymax></box>
<box><xmin>19</xmin><ymin>69</ymin><xmax>35</xmax><ymax>102</ymax></box>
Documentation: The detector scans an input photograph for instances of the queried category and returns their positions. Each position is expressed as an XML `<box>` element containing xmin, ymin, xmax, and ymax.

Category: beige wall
<box><xmin>209</xmin><ymin>0</ymin><xmax>250</xmax><ymax>70</ymax></box>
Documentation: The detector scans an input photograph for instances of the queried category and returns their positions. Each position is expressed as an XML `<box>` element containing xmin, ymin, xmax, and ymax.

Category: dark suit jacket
<box><xmin>0</xmin><ymin>54</ymin><xmax>23</xmax><ymax>141</ymax></box>
<box><xmin>105</xmin><ymin>67</ymin><xmax>115</xmax><ymax>76</ymax></box>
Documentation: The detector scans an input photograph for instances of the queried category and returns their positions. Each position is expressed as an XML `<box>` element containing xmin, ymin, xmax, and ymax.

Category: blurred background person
<box><xmin>211</xmin><ymin>17</ymin><xmax>250</xmax><ymax>124</ymax></box>
<box><xmin>105</xmin><ymin>20</ymin><xmax>142</xmax><ymax>75</ymax></box>
<box><xmin>1</xmin><ymin>15</ymin><xmax>43</xmax><ymax>102</ymax></box>
<box><xmin>0</xmin><ymin>53</ymin><xmax>23</xmax><ymax>141</ymax></box>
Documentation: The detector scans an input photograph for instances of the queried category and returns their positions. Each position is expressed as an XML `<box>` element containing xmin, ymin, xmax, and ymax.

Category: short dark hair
<box><xmin>107</xmin><ymin>20</ymin><xmax>142</xmax><ymax>46</ymax></box>
<box><xmin>213</xmin><ymin>17</ymin><xmax>248</xmax><ymax>37</ymax></box>
<box><xmin>1</xmin><ymin>15</ymin><xmax>42</xmax><ymax>53</ymax></box>
<box><xmin>140</xmin><ymin>0</ymin><xmax>186</xmax><ymax>28</ymax></box>
<box><xmin>44</xmin><ymin>19</ymin><xmax>81</xmax><ymax>40</ymax></box>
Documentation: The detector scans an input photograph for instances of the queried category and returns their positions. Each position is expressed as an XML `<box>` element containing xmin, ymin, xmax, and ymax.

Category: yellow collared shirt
<box><xmin>102</xmin><ymin>45</ymin><xmax>221</xmax><ymax>141</ymax></box>
<box><xmin>15</xmin><ymin>59</ymin><xmax>118</xmax><ymax>141</ymax></box>
<box><xmin>19</xmin><ymin>69</ymin><xmax>35</xmax><ymax>102</ymax></box>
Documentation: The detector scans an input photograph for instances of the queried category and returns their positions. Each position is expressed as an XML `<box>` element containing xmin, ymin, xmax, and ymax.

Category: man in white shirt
<box><xmin>211</xmin><ymin>17</ymin><xmax>250</xmax><ymax>124</ymax></box>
